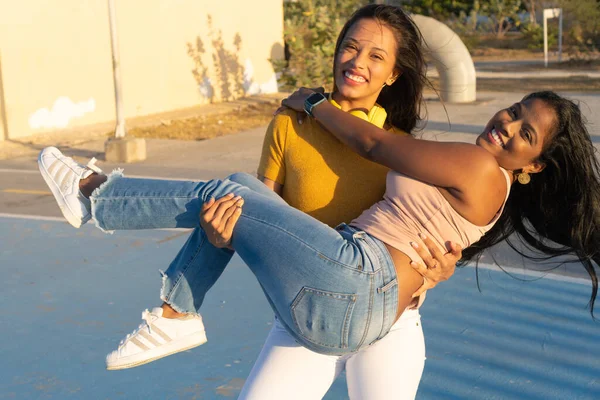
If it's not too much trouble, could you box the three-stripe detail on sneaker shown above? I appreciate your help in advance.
[123,319,173,351]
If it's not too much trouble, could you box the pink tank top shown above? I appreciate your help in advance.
[351,168,511,307]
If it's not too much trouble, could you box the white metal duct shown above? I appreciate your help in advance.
[412,14,476,103]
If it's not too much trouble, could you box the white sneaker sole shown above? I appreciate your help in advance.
[37,148,85,228]
[106,330,208,370]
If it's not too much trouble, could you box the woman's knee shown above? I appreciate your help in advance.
[226,172,257,185]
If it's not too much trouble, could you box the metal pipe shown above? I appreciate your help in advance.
[412,14,477,103]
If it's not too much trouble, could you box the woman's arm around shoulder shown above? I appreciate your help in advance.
[370,131,501,193]
[311,101,502,195]
[283,89,501,194]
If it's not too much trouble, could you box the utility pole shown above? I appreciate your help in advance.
[104,0,147,162]
[107,0,125,139]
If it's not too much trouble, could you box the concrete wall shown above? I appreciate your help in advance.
[0,0,284,140]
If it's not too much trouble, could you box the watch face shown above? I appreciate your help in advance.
[305,93,326,116]
[307,93,326,107]
[306,93,322,106]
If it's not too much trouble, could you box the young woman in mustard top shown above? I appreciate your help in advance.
[153,6,461,398]
[39,5,460,399]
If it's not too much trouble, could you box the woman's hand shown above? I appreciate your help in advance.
[275,87,325,124]
[409,233,462,298]
[199,193,244,249]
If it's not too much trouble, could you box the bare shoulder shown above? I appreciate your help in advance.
[444,147,509,225]
[474,147,506,184]
[465,147,508,204]
[453,144,507,197]
[464,145,501,174]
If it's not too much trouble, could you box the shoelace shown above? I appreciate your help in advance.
[85,158,103,174]
[118,309,156,349]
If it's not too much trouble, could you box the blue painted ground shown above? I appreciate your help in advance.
[1,217,598,399]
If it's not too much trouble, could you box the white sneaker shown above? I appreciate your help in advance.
[106,307,207,370]
[37,147,102,228]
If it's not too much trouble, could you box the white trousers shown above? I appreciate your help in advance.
[238,309,426,400]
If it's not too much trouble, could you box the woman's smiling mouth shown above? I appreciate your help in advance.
[343,70,367,84]
[487,127,505,148]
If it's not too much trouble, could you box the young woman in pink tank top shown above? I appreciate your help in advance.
[279,88,600,318]
[39,89,599,375]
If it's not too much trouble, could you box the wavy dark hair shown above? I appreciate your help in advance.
[460,91,600,316]
[333,4,427,134]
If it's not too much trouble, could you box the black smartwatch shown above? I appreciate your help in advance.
[303,92,327,117]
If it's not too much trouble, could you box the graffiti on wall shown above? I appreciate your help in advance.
[29,97,95,130]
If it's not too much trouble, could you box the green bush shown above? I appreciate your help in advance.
[446,12,481,53]
[558,0,600,48]
[566,24,598,63]
[271,0,370,92]
[522,22,557,50]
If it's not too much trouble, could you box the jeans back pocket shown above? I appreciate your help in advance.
[291,287,357,350]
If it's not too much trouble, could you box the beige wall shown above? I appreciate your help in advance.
[0,0,284,140]
[0,52,7,141]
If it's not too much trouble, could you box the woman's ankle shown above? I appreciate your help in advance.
[79,173,106,198]
[161,303,186,319]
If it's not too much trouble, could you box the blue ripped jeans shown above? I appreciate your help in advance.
[91,172,398,356]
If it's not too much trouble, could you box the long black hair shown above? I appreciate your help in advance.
[333,4,427,134]
[460,91,600,316]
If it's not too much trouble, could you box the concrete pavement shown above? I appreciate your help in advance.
[429,58,600,79]
[1,89,600,399]
[1,219,597,399]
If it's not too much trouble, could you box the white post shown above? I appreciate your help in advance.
[543,12,548,67]
[108,0,126,138]
[543,8,562,68]
[558,10,563,62]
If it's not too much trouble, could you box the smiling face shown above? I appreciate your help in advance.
[476,98,557,174]
[333,18,399,111]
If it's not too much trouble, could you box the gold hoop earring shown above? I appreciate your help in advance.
[517,172,531,185]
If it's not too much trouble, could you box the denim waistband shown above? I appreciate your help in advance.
[336,224,395,272]
[336,223,399,343]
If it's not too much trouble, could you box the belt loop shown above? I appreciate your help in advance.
[352,231,365,240]
[377,278,397,294]
[335,222,347,231]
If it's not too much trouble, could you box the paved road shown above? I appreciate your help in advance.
[2,217,596,399]
[1,91,599,399]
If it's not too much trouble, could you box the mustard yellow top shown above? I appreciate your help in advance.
[257,99,408,227]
